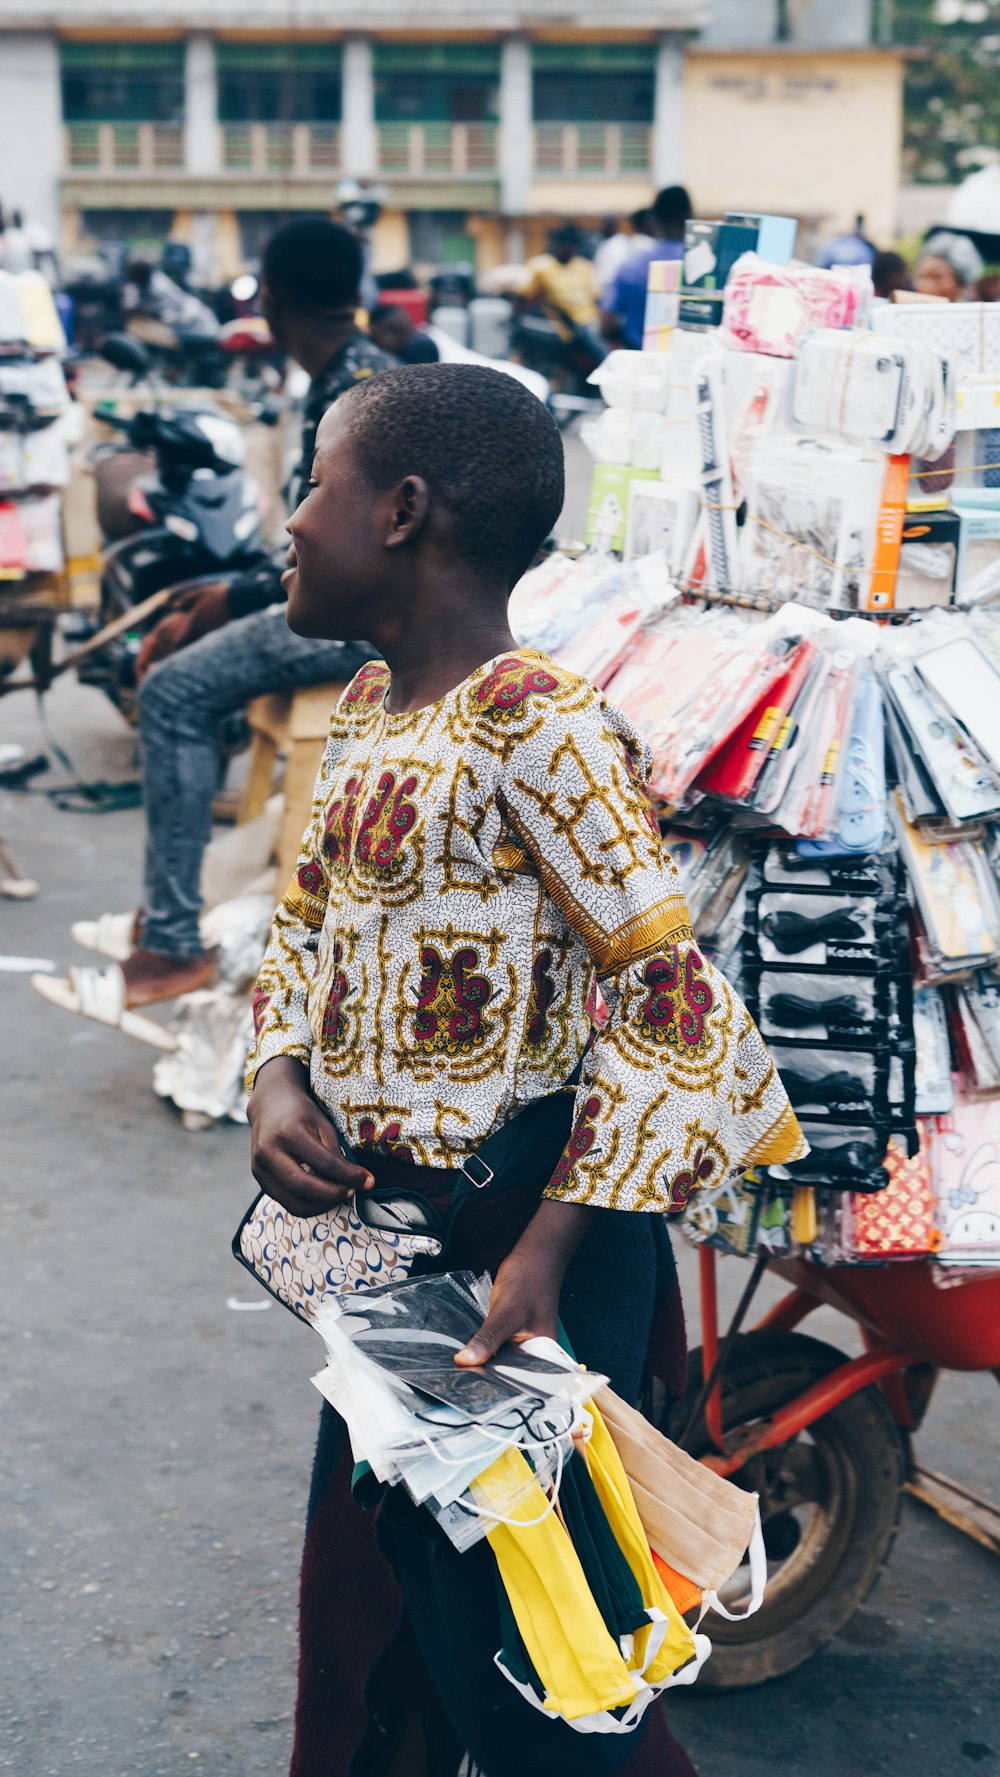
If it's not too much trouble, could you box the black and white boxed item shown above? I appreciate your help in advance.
[894,510,961,611]
[624,478,700,572]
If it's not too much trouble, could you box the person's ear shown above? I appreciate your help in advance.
[384,475,429,551]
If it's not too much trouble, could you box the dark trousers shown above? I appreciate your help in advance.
[288,1213,694,1777]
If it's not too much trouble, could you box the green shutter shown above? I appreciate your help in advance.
[373,43,500,76]
[216,42,342,72]
[60,41,185,71]
[531,43,654,72]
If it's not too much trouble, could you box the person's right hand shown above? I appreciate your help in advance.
[135,582,231,682]
[247,1056,374,1216]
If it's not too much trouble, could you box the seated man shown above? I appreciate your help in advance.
[246,361,805,1775]
[38,219,395,1026]
[524,225,605,366]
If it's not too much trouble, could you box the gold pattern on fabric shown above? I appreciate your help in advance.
[248,650,806,1198]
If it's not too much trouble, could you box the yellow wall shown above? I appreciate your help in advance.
[683,50,903,245]
[371,210,411,274]
[526,178,652,219]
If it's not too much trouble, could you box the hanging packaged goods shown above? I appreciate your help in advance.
[509,223,1000,1278]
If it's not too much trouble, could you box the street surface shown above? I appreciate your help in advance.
[2,442,998,1775]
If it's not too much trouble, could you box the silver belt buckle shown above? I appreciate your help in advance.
[461,1153,494,1189]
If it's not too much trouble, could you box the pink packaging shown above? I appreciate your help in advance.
[723,254,870,359]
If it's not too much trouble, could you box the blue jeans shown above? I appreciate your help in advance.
[138,605,371,958]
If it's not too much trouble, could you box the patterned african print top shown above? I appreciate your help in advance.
[248,650,806,1214]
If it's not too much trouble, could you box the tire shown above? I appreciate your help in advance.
[671,1329,905,1688]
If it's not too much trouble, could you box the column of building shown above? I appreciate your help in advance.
[0,33,63,243]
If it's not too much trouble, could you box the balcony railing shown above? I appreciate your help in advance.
[65,122,185,173]
[377,122,498,178]
[533,122,652,176]
[220,122,341,175]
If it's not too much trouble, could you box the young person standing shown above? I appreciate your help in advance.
[247,363,805,1775]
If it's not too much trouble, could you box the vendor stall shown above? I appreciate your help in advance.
[509,223,1000,1283]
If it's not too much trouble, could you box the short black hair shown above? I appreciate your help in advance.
[262,218,362,312]
[340,363,565,588]
[652,185,693,231]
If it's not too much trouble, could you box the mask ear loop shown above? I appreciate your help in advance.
[453,1432,567,1531]
[697,1504,767,1624]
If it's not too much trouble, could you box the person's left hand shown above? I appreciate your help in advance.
[453,1243,562,1367]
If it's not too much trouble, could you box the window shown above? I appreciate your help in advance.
[531,45,654,123]
[80,209,176,253]
[61,42,185,125]
[374,44,500,124]
[216,44,342,125]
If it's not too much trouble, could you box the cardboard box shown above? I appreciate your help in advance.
[586,464,660,554]
[642,258,681,354]
[725,212,798,265]
[679,219,758,332]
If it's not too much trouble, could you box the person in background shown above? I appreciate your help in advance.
[523,224,605,364]
[369,302,439,364]
[975,272,1000,303]
[125,256,219,341]
[913,231,984,302]
[601,184,693,350]
[818,213,877,271]
[592,210,653,294]
[872,249,911,301]
[40,219,393,1020]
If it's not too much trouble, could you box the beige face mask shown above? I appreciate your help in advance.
[593,1385,766,1614]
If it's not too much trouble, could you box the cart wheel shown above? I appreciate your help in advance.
[673,1329,905,1688]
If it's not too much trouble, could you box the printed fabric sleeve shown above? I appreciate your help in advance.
[244,726,342,1093]
[498,688,807,1213]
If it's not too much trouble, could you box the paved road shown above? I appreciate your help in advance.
[2,669,998,1777]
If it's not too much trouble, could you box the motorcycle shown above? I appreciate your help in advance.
[75,391,271,717]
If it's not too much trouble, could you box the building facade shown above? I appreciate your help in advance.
[0,0,902,280]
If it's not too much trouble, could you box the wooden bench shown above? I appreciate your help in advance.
[241,682,346,889]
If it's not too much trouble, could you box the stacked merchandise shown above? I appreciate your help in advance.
[508,206,1000,1273]
[309,1270,766,1721]
[0,271,71,667]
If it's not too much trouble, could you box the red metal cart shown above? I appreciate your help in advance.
[673,1248,1000,1686]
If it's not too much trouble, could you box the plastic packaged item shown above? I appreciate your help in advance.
[754,890,884,968]
[723,255,871,359]
[754,969,885,1044]
[587,350,671,416]
[768,1119,891,1191]
[892,792,1000,972]
[740,436,884,611]
[913,987,955,1114]
[770,1044,881,1121]
[757,843,896,898]
[929,1093,1000,1263]
[883,667,1000,824]
[844,1130,941,1259]
[624,478,699,572]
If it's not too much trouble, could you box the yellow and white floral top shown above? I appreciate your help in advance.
[248,650,805,1213]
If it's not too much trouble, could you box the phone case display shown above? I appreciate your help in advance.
[843,1133,941,1259]
[928,1095,1000,1264]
